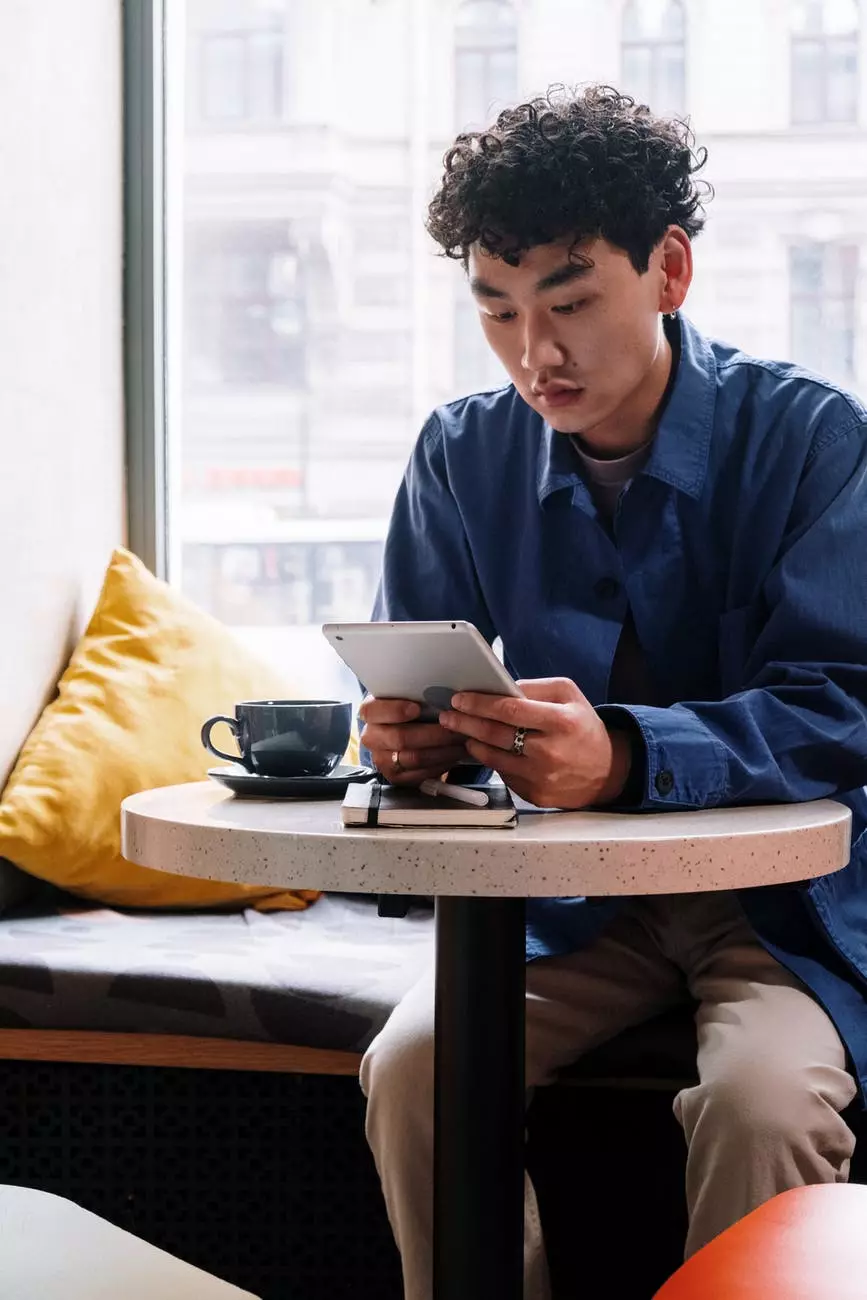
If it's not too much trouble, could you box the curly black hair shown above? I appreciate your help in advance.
[426,85,711,273]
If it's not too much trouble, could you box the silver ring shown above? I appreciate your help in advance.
[511,727,527,756]
[391,749,402,771]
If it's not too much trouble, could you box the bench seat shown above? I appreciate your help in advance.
[0,893,434,1050]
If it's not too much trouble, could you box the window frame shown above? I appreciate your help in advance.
[123,0,168,579]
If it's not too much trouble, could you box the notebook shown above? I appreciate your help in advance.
[341,782,518,829]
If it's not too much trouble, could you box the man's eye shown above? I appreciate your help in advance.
[553,300,589,315]
[485,310,517,323]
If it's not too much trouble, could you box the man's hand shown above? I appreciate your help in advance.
[359,696,469,785]
[438,677,634,809]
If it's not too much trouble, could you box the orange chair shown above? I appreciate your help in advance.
[654,1184,867,1299]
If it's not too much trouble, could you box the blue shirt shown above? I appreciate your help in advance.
[372,314,867,1101]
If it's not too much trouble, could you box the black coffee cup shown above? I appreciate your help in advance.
[201,700,352,778]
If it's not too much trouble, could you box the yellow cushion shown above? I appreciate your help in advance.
[0,547,358,911]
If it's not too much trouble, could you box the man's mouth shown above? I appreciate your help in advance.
[532,384,584,409]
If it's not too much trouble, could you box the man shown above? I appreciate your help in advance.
[358,86,867,1299]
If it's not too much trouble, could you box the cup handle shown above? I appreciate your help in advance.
[201,716,246,767]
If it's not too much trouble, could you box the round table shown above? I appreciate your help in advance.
[122,784,851,1300]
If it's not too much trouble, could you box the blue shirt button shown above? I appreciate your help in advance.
[594,577,621,600]
[655,770,675,796]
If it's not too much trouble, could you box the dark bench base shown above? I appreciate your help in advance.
[0,1060,399,1300]
[0,1012,863,1299]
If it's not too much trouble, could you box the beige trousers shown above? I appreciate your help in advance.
[360,892,857,1300]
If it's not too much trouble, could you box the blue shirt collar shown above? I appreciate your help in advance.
[536,314,717,505]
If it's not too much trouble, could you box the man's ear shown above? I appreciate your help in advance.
[659,226,692,314]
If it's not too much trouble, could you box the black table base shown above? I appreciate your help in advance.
[434,896,526,1299]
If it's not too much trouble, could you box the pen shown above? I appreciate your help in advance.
[419,779,490,808]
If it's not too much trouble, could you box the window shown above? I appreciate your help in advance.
[791,0,859,125]
[342,331,411,366]
[185,224,307,387]
[354,274,410,309]
[182,539,385,629]
[139,1,867,700]
[453,297,508,398]
[790,242,859,381]
[454,0,518,130]
[621,0,686,117]
[452,1,517,393]
[354,216,410,256]
[197,13,284,125]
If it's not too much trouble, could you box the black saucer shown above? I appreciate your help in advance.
[208,763,376,800]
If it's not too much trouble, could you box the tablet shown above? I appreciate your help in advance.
[321,620,522,718]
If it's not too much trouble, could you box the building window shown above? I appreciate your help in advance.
[185,224,307,387]
[790,242,858,381]
[791,0,859,124]
[199,24,284,124]
[181,540,384,630]
[621,0,686,116]
[454,0,518,130]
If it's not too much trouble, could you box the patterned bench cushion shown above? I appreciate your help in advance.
[0,894,434,1051]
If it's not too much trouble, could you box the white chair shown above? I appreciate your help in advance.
[0,1185,259,1299]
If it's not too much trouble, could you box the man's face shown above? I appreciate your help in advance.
[467,235,678,448]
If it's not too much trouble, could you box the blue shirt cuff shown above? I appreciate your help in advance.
[597,704,729,810]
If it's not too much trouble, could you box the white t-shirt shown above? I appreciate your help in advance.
[570,438,654,521]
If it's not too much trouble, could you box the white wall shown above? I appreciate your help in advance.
[0,0,124,787]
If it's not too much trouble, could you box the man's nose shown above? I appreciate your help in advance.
[521,321,566,373]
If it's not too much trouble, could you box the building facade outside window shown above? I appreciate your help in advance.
[185,224,306,388]
[791,0,859,125]
[621,0,686,118]
[452,0,516,397]
[790,241,859,382]
[454,0,518,130]
[157,0,867,700]
[198,20,284,124]
[453,296,508,398]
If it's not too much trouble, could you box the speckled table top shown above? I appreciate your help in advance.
[121,783,851,899]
